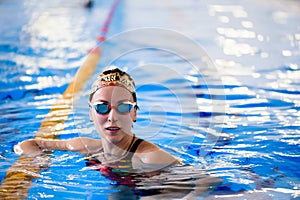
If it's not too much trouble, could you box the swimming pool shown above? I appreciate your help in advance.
[0,0,299,199]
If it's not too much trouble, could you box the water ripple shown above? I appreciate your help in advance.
[0,0,299,199]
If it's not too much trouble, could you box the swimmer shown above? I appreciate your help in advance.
[84,0,94,8]
[15,67,181,172]
[13,67,223,199]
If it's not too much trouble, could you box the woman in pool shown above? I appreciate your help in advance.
[15,67,181,172]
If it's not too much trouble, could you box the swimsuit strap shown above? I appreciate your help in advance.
[126,134,136,152]
[125,137,144,160]
[129,138,144,153]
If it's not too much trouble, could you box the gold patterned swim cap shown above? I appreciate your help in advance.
[89,67,136,102]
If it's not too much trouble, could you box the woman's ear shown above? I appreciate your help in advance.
[133,108,137,122]
[89,106,93,122]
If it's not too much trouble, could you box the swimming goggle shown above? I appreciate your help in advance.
[92,102,136,115]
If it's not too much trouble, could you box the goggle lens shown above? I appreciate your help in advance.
[93,102,135,115]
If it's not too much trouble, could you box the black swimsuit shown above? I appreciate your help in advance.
[85,136,144,185]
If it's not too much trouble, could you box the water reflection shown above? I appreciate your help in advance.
[0,0,300,199]
[209,5,248,18]
[217,28,256,39]
[272,11,289,24]
[217,37,258,56]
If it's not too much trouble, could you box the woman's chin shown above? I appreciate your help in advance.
[103,132,122,143]
[100,129,131,144]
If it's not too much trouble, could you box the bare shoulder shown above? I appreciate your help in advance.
[135,138,159,154]
[134,137,181,166]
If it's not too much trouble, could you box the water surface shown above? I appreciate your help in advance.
[0,0,299,199]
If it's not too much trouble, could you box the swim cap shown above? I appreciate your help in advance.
[89,67,136,102]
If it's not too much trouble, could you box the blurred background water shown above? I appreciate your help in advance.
[0,0,299,199]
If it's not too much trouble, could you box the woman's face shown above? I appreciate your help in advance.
[90,86,137,144]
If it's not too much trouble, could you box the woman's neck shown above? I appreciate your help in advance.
[101,134,135,161]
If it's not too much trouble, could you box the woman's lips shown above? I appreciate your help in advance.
[105,126,120,134]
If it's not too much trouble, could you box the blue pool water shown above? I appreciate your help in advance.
[1,0,300,199]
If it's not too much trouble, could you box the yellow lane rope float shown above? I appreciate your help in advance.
[0,0,120,199]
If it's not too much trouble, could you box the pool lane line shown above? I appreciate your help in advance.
[0,0,120,199]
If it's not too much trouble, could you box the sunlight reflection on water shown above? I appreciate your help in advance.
[0,0,299,199]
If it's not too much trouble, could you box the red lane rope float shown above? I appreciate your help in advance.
[96,0,119,44]
[0,0,120,199]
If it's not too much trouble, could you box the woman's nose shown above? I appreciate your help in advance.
[107,107,118,122]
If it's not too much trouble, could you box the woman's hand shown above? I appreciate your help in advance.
[14,139,43,157]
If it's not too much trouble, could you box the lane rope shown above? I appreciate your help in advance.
[0,0,120,199]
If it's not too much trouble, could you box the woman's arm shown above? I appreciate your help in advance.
[14,138,102,156]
